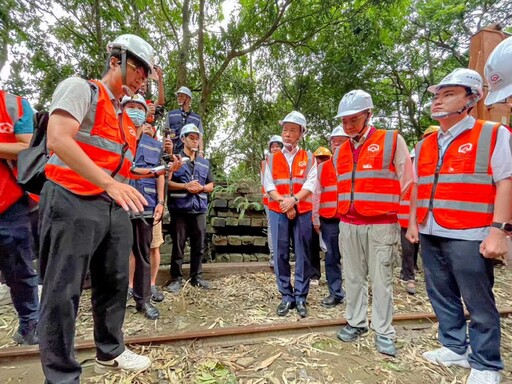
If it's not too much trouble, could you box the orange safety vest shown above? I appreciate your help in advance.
[0,91,26,214]
[267,149,313,214]
[318,159,338,219]
[45,80,137,196]
[415,120,499,229]
[398,184,412,228]
[334,129,400,216]
[261,159,269,206]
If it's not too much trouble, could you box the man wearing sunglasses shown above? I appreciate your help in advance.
[38,34,157,383]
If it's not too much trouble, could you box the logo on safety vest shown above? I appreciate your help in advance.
[458,143,472,154]
[298,161,307,167]
[368,144,380,152]
[0,122,14,134]
[129,128,136,136]
[362,164,372,169]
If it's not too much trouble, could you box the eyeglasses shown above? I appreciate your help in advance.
[126,61,149,79]
[342,113,367,126]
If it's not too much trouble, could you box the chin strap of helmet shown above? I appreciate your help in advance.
[352,112,370,142]
[431,96,478,119]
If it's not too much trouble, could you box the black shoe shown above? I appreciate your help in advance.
[321,295,343,308]
[136,302,160,320]
[296,301,308,318]
[164,280,182,294]
[276,301,294,316]
[151,285,164,302]
[190,278,211,289]
[127,287,133,301]
[13,322,38,345]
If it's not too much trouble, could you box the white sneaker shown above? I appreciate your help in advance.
[467,369,500,384]
[94,348,151,374]
[0,283,12,306]
[422,346,470,368]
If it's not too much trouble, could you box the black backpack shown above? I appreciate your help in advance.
[17,111,49,195]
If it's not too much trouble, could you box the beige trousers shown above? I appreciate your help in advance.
[339,222,399,337]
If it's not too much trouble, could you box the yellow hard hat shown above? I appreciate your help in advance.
[314,147,332,158]
[423,125,440,138]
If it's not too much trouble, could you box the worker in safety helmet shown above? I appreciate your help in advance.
[165,124,214,293]
[406,68,512,384]
[264,111,316,318]
[311,127,346,308]
[261,135,284,268]
[333,90,413,357]
[166,86,204,155]
[484,37,512,106]
[38,34,157,381]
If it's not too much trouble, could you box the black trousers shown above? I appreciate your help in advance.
[400,227,419,281]
[38,182,132,384]
[169,211,206,281]
[131,217,154,306]
[310,228,322,280]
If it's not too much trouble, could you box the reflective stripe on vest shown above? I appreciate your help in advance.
[416,120,498,229]
[45,80,137,195]
[267,149,313,214]
[398,184,412,228]
[318,160,337,218]
[131,134,162,213]
[335,129,400,216]
[0,91,25,214]
[168,156,210,212]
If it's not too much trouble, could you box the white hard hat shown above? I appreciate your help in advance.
[176,86,193,99]
[329,125,349,138]
[279,111,307,133]
[334,90,373,118]
[180,123,202,139]
[484,37,512,105]
[121,94,148,112]
[107,34,157,80]
[268,135,283,147]
[410,148,416,158]
[427,68,483,99]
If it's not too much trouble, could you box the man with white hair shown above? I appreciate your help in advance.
[264,111,316,318]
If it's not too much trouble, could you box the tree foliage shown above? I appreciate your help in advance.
[1,0,510,180]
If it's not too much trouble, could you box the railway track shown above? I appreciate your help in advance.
[1,307,511,360]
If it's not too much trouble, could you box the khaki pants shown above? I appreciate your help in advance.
[339,222,399,337]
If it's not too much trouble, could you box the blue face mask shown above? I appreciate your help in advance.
[126,108,146,127]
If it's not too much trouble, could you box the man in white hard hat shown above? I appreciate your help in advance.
[38,34,156,381]
[311,125,348,308]
[166,86,204,156]
[333,90,413,357]
[264,111,316,318]
[166,124,214,293]
[406,68,512,384]
[261,135,284,268]
[484,37,512,106]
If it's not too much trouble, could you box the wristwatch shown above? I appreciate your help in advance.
[292,195,299,204]
[490,222,512,232]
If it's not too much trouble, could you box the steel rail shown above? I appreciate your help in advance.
[1,307,511,360]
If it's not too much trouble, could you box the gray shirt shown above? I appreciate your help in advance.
[414,115,512,240]
[49,77,120,122]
